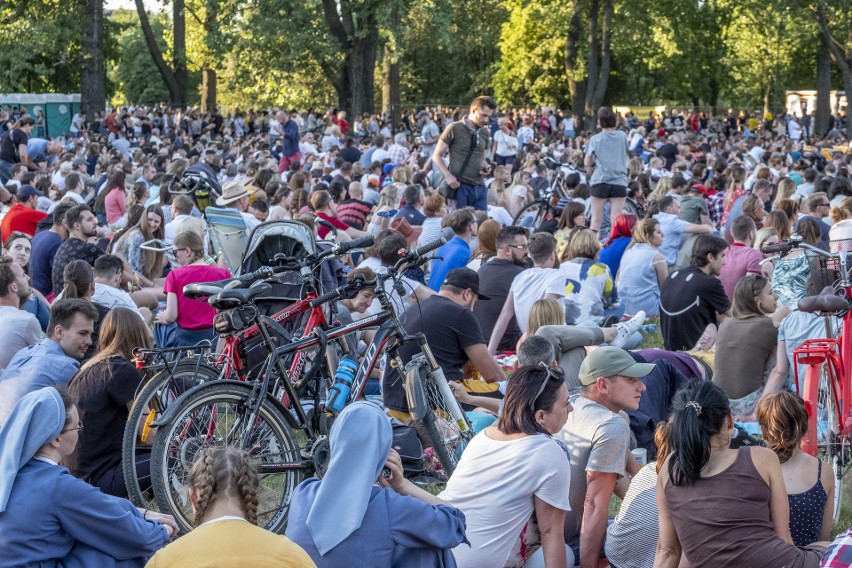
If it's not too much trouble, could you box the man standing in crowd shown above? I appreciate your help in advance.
[0,257,43,372]
[488,232,564,353]
[0,184,48,241]
[474,226,529,352]
[276,110,301,173]
[558,346,653,568]
[431,96,497,211]
[51,204,104,295]
[0,298,97,424]
[428,208,478,290]
[419,110,440,158]
[382,268,505,422]
[29,199,75,298]
[660,235,730,351]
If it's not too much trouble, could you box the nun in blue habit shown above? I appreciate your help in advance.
[286,401,468,567]
[0,387,172,568]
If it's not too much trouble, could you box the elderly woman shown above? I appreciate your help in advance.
[0,387,175,567]
[440,364,572,567]
[286,401,467,567]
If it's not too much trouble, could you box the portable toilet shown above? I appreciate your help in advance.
[0,93,80,137]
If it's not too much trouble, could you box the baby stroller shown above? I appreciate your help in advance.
[236,220,346,378]
[171,162,222,214]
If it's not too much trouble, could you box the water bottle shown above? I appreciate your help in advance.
[326,356,359,414]
[640,324,657,334]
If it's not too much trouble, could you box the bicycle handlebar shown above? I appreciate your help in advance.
[309,273,378,308]
[762,242,794,254]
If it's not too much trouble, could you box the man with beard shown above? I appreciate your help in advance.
[381,268,506,422]
[473,226,530,352]
[51,204,104,295]
[0,257,43,372]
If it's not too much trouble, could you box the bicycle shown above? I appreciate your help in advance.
[764,235,852,521]
[511,156,573,231]
[147,233,473,533]
[122,235,373,508]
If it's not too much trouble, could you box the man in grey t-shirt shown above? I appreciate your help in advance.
[555,346,654,568]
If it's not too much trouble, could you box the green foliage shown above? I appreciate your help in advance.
[0,0,86,93]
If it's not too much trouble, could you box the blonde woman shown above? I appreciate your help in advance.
[773,177,797,211]
[516,298,565,350]
[508,170,533,217]
[560,229,619,325]
[367,185,399,236]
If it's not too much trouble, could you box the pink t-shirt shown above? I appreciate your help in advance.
[164,264,232,330]
[719,243,763,300]
[104,186,127,225]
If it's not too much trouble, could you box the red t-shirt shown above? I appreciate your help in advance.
[315,211,350,240]
[1,203,48,242]
[163,264,232,330]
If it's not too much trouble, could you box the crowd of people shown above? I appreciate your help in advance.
[0,95,850,567]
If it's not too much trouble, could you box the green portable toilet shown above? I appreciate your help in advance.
[0,93,80,138]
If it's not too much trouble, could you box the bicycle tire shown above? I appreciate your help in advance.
[407,359,473,476]
[122,359,221,508]
[149,382,303,534]
[512,200,551,232]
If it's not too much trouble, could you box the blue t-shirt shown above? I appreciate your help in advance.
[598,236,632,278]
[29,230,63,296]
[427,237,472,291]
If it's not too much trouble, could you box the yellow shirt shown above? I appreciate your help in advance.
[145,519,316,568]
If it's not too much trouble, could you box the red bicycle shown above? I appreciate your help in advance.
[122,236,373,508]
[766,235,852,520]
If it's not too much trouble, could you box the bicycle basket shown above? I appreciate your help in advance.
[804,239,852,296]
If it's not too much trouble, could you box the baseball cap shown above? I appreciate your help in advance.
[417,110,431,119]
[17,184,44,199]
[382,163,397,175]
[72,158,86,167]
[578,347,655,386]
[443,268,490,300]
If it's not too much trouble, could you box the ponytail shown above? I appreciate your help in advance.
[668,382,730,486]
[62,260,93,299]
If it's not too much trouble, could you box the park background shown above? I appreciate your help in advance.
[0,0,850,126]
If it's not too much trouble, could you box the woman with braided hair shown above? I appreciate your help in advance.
[145,446,315,567]
[757,391,834,546]
[654,381,828,568]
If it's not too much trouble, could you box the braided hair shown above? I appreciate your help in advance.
[188,446,260,526]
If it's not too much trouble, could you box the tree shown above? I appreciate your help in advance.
[134,0,189,108]
[81,0,106,116]
[816,0,852,139]
[110,11,173,105]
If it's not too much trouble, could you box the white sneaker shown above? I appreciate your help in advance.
[611,311,646,348]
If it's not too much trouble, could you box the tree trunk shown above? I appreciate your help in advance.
[381,6,401,129]
[763,85,771,118]
[817,1,852,140]
[588,0,613,111]
[815,30,832,136]
[348,27,378,117]
[134,0,186,108]
[201,64,216,112]
[585,0,599,120]
[709,76,720,115]
[80,0,105,117]
[564,3,584,112]
[172,0,188,108]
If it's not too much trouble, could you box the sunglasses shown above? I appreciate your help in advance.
[530,362,561,412]
[62,421,84,433]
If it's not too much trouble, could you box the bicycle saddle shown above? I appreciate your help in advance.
[209,283,272,309]
[798,286,849,314]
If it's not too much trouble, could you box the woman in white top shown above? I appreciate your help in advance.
[492,118,519,168]
[440,364,573,568]
[508,170,534,217]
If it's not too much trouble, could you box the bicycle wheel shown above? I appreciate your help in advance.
[122,359,221,508]
[512,200,550,232]
[407,357,474,476]
[149,382,303,534]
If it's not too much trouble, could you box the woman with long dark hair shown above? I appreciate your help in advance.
[96,169,127,227]
[655,381,827,567]
[440,364,572,567]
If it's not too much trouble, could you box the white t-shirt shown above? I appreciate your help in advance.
[372,148,389,163]
[487,205,513,226]
[0,306,44,372]
[511,267,565,332]
[91,283,145,320]
[439,431,571,568]
[493,130,519,156]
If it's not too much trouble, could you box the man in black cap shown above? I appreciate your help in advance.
[382,267,507,422]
